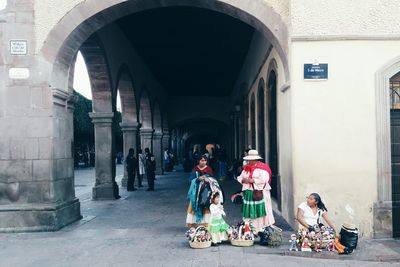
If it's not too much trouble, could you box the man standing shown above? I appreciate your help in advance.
[146,150,156,191]
[126,148,138,191]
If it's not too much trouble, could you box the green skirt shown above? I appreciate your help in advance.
[241,190,267,218]
[208,218,229,233]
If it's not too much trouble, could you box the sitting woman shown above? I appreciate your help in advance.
[296,193,339,236]
[186,155,214,227]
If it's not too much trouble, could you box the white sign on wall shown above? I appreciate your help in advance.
[10,40,28,55]
[9,68,30,79]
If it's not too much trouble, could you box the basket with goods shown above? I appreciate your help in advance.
[227,220,256,247]
[186,226,212,249]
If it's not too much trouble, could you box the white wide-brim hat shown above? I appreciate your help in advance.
[243,149,263,160]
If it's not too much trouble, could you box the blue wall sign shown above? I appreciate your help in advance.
[304,64,328,80]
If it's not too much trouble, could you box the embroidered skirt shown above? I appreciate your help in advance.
[241,190,267,219]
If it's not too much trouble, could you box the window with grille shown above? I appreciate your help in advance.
[390,81,400,110]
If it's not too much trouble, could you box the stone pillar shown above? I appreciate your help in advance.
[90,112,119,200]
[140,128,154,152]
[152,132,163,175]
[120,122,139,187]
[162,132,170,173]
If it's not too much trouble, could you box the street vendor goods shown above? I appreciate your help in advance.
[186,226,212,249]
[228,220,256,247]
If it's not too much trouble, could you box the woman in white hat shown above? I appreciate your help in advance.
[237,150,275,231]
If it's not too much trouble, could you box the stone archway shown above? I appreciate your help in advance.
[250,93,256,149]
[41,0,290,93]
[374,56,400,238]
[115,65,139,187]
[80,34,119,201]
[0,0,292,232]
[257,78,266,158]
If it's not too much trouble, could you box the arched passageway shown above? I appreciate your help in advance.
[0,0,293,233]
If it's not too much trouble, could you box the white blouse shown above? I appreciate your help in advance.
[209,204,226,219]
[298,202,325,227]
[237,169,271,191]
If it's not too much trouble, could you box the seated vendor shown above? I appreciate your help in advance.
[296,193,339,237]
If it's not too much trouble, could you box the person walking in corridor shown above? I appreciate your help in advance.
[126,148,138,191]
[237,149,275,232]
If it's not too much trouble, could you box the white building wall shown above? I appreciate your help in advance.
[291,0,400,37]
[291,40,400,237]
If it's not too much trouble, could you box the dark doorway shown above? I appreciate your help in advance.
[390,79,400,238]
[258,80,266,158]
[268,70,280,206]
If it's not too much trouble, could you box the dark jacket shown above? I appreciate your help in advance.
[126,154,138,173]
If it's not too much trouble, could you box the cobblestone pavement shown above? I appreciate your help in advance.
[0,166,399,267]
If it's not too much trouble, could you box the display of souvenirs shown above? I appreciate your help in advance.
[227,220,256,247]
[314,239,322,252]
[186,226,212,249]
[301,237,312,252]
[227,220,256,241]
[327,240,335,252]
[293,224,336,252]
[288,234,298,251]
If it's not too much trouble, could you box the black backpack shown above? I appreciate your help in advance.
[339,226,358,253]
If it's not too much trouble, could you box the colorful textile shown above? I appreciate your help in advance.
[186,165,214,225]
[243,162,272,184]
[241,190,267,219]
[209,218,229,233]
[186,202,210,227]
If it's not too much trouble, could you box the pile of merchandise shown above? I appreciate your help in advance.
[186,226,212,249]
[290,225,336,252]
[227,220,256,246]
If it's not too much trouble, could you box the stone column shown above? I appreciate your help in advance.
[162,132,170,173]
[140,128,154,152]
[152,132,163,175]
[90,112,119,200]
[120,122,139,187]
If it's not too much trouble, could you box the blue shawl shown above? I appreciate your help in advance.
[187,171,209,223]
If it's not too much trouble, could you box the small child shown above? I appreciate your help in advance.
[208,192,229,245]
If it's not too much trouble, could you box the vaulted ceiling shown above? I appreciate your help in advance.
[116,7,255,97]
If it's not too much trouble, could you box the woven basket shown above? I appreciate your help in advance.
[189,241,212,249]
[230,239,254,247]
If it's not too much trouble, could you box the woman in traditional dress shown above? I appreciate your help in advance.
[186,155,214,227]
[237,150,275,231]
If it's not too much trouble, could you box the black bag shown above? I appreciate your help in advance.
[259,225,283,247]
[198,185,212,209]
[340,226,358,253]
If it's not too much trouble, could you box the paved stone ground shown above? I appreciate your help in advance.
[0,165,399,267]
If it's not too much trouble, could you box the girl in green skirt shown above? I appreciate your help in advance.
[208,192,229,245]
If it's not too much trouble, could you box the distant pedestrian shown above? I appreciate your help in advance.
[146,153,156,191]
[138,149,146,188]
[126,148,138,191]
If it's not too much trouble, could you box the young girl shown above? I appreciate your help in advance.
[208,192,229,245]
